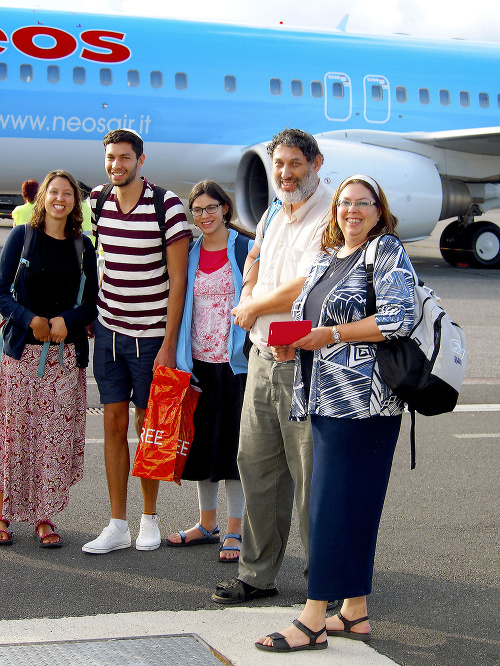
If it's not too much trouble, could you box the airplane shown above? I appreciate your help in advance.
[1,7,500,267]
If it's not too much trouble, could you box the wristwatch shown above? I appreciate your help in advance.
[331,326,341,344]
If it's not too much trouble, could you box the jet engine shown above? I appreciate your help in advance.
[235,138,499,267]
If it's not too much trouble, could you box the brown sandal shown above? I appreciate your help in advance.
[34,519,62,548]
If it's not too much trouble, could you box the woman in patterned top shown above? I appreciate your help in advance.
[169,180,254,562]
[256,175,415,652]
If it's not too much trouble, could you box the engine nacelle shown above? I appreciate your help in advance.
[235,139,472,242]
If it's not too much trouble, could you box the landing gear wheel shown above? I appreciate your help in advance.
[439,220,468,266]
[465,221,500,268]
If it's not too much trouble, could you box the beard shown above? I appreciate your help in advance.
[271,165,318,204]
[107,163,138,188]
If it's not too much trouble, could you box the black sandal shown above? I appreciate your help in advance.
[255,618,328,652]
[326,611,371,642]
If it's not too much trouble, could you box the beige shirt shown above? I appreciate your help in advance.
[250,179,334,349]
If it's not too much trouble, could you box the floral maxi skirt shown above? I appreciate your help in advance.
[0,344,86,524]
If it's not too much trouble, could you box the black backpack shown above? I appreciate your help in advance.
[93,183,168,275]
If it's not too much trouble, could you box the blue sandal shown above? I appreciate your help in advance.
[219,533,242,563]
[167,522,220,547]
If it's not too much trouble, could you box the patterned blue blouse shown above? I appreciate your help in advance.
[290,234,415,421]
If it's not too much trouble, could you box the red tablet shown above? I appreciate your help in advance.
[268,320,312,346]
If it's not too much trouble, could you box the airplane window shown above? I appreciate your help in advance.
[175,72,187,90]
[20,64,33,83]
[151,71,163,89]
[419,88,430,105]
[291,79,303,97]
[459,90,470,107]
[100,68,112,86]
[371,84,383,102]
[0,63,6,81]
[73,67,86,85]
[395,86,407,103]
[270,78,282,95]
[439,89,450,106]
[127,70,140,87]
[311,81,323,98]
[47,65,60,84]
[332,82,344,99]
[479,92,489,108]
[224,75,236,92]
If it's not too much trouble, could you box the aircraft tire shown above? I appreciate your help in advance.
[465,221,500,268]
[439,220,468,266]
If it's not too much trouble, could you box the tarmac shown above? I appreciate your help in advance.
[1,216,499,665]
[0,214,397,664]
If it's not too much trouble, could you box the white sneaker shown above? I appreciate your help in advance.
[136,514,161,551]
[82,524,131,554]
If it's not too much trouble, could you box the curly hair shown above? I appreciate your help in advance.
[267,128,324,165]
[29,170,83,239]
[188,180,255,239]
[321,175,398,253]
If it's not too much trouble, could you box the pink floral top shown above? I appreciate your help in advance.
[191,248,234,363]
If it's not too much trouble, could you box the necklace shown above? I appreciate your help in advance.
[329,242,367,278]
[329,248,342,277]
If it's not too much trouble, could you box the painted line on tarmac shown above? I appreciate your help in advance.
[462,378,500,384]
[453,404,500,411]
[452,433,500,438]
[85,405,500,417]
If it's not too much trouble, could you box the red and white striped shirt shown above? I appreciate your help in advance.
[90,178,191,338]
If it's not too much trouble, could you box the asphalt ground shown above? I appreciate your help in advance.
[0,216,498,666]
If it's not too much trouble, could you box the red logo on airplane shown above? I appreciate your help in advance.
[0,25,131,63]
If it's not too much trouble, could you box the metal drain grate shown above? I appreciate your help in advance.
[0,634,231,665]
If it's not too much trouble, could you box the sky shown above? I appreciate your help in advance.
[2,0,500,44]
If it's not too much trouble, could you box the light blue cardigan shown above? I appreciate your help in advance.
[176,229,252,377]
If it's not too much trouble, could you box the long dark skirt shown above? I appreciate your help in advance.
[181,359,246,482]
[307,414,402,601]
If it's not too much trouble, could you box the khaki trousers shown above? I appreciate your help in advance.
[236,345,313,590]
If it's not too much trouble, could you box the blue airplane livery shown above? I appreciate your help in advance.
[1,7,500,266]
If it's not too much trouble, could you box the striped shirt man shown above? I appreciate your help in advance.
[90,177,191,338]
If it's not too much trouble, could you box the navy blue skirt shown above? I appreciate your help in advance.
[307,414,402,600]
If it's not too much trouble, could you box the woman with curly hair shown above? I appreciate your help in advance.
[0,170,98,548]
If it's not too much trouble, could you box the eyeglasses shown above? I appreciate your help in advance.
[336,199,377,208]
[190,203,222,217]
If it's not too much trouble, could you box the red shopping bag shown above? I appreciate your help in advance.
[132,366,201,485]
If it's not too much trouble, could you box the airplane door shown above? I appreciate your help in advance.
[363,75,390,123]
[324,72,352,121]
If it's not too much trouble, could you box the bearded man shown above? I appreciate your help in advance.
[212,128,334,604]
